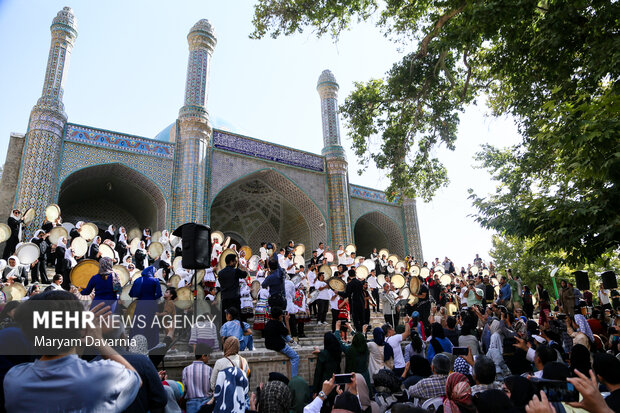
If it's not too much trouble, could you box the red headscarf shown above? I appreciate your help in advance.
[443,372,474,413]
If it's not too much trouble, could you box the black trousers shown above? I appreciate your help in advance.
[317,299,329,323]
[372,288,380,311]
[289,313,298,337]
[384,313,400,327]
[351,305,364,332]
[331,309,340,331]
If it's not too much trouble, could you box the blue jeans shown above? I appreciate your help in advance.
[240,334,254,350]
[186,397,208,413]
[280,344,299,376]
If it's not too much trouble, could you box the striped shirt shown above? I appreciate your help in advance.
[189,321,218,344]
[182,361,212,399]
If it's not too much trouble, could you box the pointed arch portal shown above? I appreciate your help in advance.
[209,169,327,259]
[58,163,167,230]
[354,211,406,258]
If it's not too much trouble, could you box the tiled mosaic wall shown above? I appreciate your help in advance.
[403,198,424,262]
[209,150,328,217]
[57,142,174,201]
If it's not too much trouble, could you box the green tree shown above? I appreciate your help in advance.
[251,0,619,261]
[490,233,620,300]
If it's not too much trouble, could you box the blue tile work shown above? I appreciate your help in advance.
[209,150,328,217]
[65,124,175,159]
[57,141,174,200]
[213,130,325,172]
[350,185,400,204]
[350,197,405,235]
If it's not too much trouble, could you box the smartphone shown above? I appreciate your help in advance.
[334,374,353,385]
[557,314,567,321]
[452,347,469,356]
[531,379,579,403]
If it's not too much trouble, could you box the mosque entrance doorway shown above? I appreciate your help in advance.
[58,163,166,231]
[209,169,327,260]
[353,211,406,259]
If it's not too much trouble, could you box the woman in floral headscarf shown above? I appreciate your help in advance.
[443,372,475,413]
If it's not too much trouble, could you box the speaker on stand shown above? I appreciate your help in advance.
[572,270,590,291]
[601,271,618,290]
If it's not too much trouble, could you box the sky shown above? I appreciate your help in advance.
[0,0,522,268]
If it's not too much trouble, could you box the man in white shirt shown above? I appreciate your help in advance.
[316,243,325,261]
[384,315,411,376]
[329,289,340,332]
[599,284,612,310]
[285,278,300,343]
[315,272,331,324]
[277,248,286,270]
[337,245,346,265]
[367,270,380,311]
[259,242,268,262]
[285,251,297,277]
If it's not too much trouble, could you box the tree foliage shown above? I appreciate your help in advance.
[490,233,620,297]
[251,0,619,262]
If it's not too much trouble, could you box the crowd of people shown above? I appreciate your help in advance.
[0,210,619,413]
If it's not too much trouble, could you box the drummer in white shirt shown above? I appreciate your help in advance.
[284,251,298,278]
[277,248,287,270]
[259,242,268,262]
[336,245,347,265]
[344,251,355,267]
[367,269,380,312]
[316,242,326,261]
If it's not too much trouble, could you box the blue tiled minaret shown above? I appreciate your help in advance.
[172,19,216,228]
[15,7,77,233]
[317,70,352,247]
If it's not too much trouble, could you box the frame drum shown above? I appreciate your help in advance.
[148,242,164,259]
[399,287,410,300]
[23,208,35,225]
[446,302,459,315]
[16,242,40,265]
[169,233,181,248]
[328,277,346,292]
[420,267,430,278]
[80,223,99,241]
[175,287,193,310]
[222,236,231,249]
[434,265,444,274]
[240,245,252,259]
[120,284,133,307]
[395,261,406,274]
[70,237,88,258]
[49,226,68,245]
[172,256,183,272]
[113,265,130,286]
[481,268,490,277]
[409,276,421,295]
[362,259,375,272]
[168,274,181,288]
[378,249,390,259]
[409,265,421,277]
[191,269,205,288]
[128,228,142,241]
[294,255,305,268]
[345,244,356,256]
[45,204,60,222]
[250,280,261,299]
[0,223,10,243]
[439,273,453,286]
[470,265,479,275]
[248,255,260,271]
[129,238,141,255]
[294,243,305,257]
[319,264,332,279]
[7,282,27,301]
[355,265,369,280]
[211,230,225,245]
[377,274,386,287]
[391,274,405,289]
[70,259,100,291]
[324,251,334,263]
[490,277,499,287]
[98,244,115,259]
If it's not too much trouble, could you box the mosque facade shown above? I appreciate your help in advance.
[0,7,423,261]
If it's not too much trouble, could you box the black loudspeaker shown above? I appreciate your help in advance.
[572,270,589,291]
[172,223,211,269]
[602,271,618,290]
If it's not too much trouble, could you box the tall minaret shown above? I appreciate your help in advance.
[172,19,216,228]
[15,7,77,233]
[317,70,353,247]
[403,197,424,262]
